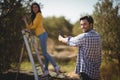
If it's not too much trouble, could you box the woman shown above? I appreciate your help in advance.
[22,2,60,77]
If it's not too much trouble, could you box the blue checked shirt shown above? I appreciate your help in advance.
[67,30,102,79]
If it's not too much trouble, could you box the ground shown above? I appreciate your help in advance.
[0,70,80,80]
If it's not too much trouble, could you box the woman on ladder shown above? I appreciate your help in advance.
[22,2,60,77]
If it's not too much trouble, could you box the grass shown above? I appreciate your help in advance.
[10,48,120,80]
[20,61,33,71]
[17,57,120,80]
[58,60,76,72]
[18,59,76,73]
[100,56,120,80]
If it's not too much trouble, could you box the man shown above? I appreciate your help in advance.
[58,16,102,80]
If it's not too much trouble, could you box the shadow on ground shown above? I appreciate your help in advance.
[0,71,80,80]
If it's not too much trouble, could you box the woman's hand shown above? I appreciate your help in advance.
[22,16,28,26]
[22,16,27,22]
[25,29,30,31]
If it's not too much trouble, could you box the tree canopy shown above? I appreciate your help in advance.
[0,0,33,72]
[93,0,120,64]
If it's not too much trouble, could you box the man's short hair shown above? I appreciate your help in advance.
[80,16,94,24]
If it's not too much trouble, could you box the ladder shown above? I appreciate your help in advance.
[18,29,44,80]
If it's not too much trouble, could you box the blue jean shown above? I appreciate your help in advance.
[38,32,57,70]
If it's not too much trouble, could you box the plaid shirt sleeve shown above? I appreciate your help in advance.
[67,33,85,47]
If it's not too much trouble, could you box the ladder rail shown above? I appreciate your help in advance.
[21,30,39,80]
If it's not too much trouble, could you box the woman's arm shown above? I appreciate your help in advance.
[22,16,29,27]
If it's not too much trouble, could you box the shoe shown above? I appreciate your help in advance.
[42,70,49,77]
[55,66,60,75]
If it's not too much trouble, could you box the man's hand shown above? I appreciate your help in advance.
[58,35,63,42]
[58,35,68,43]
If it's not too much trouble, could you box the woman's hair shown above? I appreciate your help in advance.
[31,2,42,22]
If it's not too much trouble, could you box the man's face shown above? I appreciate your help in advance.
[80,19,92,32]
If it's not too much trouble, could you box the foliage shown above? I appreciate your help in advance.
[0,0,32,72]
[101,52,120,80]
[93,0,120,65]
[43,16,73,40]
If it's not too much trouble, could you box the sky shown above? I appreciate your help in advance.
[34,0,99,23]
